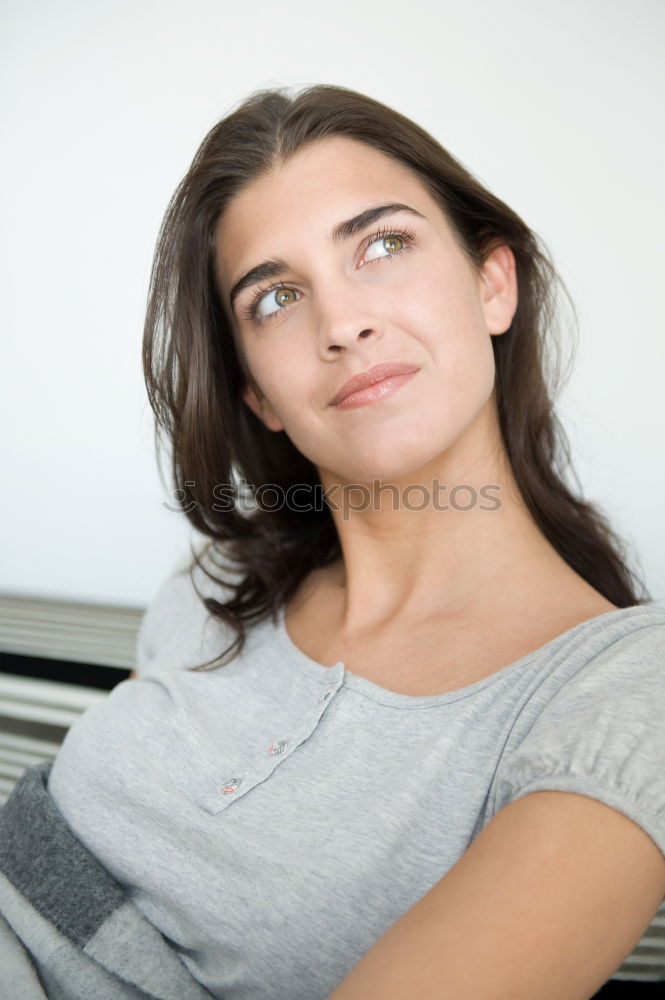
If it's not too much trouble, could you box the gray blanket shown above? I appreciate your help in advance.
[0,759,216,999]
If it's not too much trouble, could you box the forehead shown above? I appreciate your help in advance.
[215,136,444,292]
[224,136,429,222]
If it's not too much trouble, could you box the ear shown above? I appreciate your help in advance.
[479,244,518,336]
[241,383,285,433]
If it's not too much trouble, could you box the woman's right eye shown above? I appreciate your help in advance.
[243,284,299,324]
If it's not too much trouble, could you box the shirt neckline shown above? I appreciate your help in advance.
[272,602,665,709]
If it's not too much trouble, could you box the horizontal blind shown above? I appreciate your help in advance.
[614,901,665,980]
[0,673,109,727]
[0,594,145,802]
[0,594,144,670]
[0,727,65,804]
[0,674,109,804]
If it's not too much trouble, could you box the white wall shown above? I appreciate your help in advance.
[1,0,663,606]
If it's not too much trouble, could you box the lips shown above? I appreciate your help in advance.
[329,362,420,406]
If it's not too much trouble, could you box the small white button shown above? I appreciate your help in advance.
[221,777,242,794]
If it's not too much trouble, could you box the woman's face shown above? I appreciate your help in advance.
[215,136,517,486]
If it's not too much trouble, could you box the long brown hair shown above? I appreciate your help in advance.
[142,83,651,671]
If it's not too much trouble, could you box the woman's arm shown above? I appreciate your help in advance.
[327,790,665,1000]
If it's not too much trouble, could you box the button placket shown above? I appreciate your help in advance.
[201,672,344,816]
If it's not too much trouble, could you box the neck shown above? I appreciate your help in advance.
[316,419,584,633]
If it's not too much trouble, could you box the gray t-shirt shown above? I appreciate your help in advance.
[47,556,665,999]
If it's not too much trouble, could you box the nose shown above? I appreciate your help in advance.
[314,275,384,358]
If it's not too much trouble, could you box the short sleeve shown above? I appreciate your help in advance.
[491,620,665,857]
[133,544,240,676]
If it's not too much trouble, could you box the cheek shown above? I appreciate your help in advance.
[393,269,490,365]
[389,257,475,329]
[394,271,496,412]
[246,355,314,431]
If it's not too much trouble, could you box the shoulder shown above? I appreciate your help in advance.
[490,602,665,844]
[533,601,665,686]
[574,602,665,676]
[133,541,244,675]
[517,602,665,729]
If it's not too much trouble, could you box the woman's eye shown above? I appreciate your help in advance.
[254,286,299,320]
[363,234,405,263]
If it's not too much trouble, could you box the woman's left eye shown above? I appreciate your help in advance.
[363,232,408,263]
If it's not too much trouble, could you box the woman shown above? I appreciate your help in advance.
[48,85,665,999]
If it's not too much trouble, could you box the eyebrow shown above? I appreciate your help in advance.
[228,202,426,315]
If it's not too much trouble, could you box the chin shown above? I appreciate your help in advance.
[333,450,440,489]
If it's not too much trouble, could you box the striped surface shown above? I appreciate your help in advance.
[0,593,142,804]
[0,594,144,670]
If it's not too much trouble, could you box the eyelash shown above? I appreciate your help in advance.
[240,226,417,324]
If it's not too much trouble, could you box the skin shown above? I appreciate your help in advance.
[214,136,614,641]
